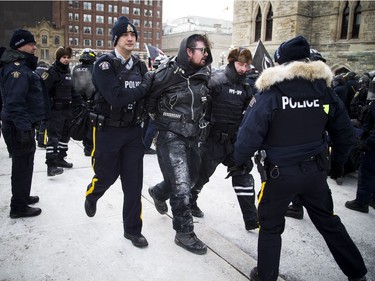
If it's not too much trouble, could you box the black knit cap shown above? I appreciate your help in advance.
[9,28,36,50]
[274,35,310,65]
[112,16,138,46]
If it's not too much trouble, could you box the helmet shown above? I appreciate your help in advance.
[79,48,96,63]
[310,49,326,62]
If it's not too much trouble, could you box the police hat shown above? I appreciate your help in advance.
[112,16,138,46]
[274,35,310,65]
[9,28,36,50]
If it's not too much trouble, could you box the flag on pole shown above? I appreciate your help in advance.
[252,40,274,72]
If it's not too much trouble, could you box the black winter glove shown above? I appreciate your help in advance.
[139,71,154,94]
[225,161,253,179]
[329,161,344,180]
[17,130,34,150]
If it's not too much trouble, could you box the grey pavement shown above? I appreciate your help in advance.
[0,137,373,281]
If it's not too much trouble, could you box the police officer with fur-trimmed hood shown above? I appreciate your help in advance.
[190,47,258,231]
[234,35,367,281]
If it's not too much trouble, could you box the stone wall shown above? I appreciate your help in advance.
[233,0,375,74]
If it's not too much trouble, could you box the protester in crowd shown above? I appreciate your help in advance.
[146,33,212,255]
[0,28,50,218]
[190,47,258,231]
[234,35,367,281]
[83,16,152,248]
[72,48,97,156]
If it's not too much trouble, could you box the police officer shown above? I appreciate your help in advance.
[72,48,96,156]
[345,77,375,213]
[83,16,151,248]
[234,36,367,281]
[190,47,258,231]
[43,46,81,176]
[146,34,212,255]
[0,29,50,218]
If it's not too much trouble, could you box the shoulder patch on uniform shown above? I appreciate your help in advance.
[99,61,111,70]
[249,96,256,108]
[41,72,49,80]
[11,71,21,78]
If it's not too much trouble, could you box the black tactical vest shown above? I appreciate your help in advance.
[264,89,328,147]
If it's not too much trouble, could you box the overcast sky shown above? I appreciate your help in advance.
[162,0,234,23]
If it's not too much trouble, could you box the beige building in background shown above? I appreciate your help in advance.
[232,0,375,74]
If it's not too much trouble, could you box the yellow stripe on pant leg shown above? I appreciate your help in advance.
[86,178,98,196]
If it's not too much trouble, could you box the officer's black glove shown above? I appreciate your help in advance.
[329,161,344,180]
[17,130,34,150]
[225,161,253,179]
[139,71,154,94]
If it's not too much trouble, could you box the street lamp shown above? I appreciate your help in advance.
[220,52,225,67]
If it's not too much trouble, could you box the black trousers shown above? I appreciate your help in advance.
[86,125,144,235]
[2,121,36,210]
[257,159,367,281]
[356,149,375,205]
[192,137,257,222]
[151,130,200,234]
[45,108,72,165]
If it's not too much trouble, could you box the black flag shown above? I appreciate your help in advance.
[252,40,274,72]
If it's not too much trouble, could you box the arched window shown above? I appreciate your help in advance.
[351,1,361,38]
[255,7,262,41]
[340,1,349,39]
[265,5,273,41]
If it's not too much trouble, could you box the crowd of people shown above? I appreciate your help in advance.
[0,17,373,281]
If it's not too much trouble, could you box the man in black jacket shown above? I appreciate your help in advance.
[234,36,367,281]
[190,47,258,231]
[0,29,50,218]
[147,34,212,255]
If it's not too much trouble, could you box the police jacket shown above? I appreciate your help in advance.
[234,60,356,166]
[208,63,252,134]
[92,52,147,126]
[361,101,375,150]
[0,49,50,132]
[44,60,75,103]
[72,62,95,101]
[145,36,212,138]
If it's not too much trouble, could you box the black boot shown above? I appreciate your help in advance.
[27,196,39,205]
[56,159,73,168]
[345,200,369,213]
[148,186,168,214]
[174,232,207,255]
[245,219,259,230]
[191,202,204,218]
[47,165,64,177]
[250,267,262,281]
[285,205,304,219]
[10,206,42,219]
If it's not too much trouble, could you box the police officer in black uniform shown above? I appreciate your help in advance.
[83,16,151,248]
[190,47,258,231]
[43,46,81,176]
[345,77,375,213]
[234,36,367,281]
[72,48,96,156]
[0,29,50,218]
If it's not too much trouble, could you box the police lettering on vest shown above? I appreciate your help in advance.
[282,97,320,109]
[124,80,141,88]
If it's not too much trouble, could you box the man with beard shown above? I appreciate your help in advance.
[147,34,212,255]
[190,47,258,231]
[0,29,50,218]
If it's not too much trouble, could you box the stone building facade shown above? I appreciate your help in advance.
[232,0,375,74]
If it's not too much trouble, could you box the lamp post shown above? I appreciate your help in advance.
[220,52,225,67]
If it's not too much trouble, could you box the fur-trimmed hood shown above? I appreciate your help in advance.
[256,60,333,92]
